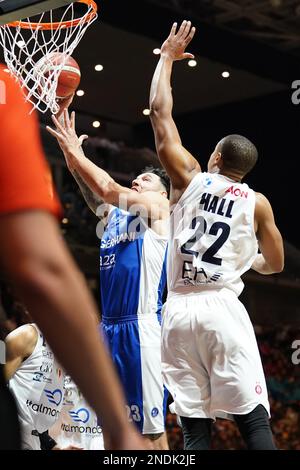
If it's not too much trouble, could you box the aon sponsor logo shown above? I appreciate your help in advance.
[225,185,248,198]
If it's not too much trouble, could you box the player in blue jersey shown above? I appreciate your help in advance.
[47,109,170,449]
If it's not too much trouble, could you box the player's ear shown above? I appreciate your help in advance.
[215,152,223,169]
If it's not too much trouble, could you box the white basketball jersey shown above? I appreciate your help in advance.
[9,324,65,437]
[50,375,104,450]
[168,172,258,297]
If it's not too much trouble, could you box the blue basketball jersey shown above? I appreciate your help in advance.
[100,208,168,321]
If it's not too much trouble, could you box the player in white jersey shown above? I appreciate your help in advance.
[4,323,68,450]
[149,21,284,450]
[50,375,104,450]
[47,109,170,449]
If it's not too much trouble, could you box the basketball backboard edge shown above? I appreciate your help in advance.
[0,0,74,25]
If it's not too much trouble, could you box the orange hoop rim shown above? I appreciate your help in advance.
[6,0,98,30]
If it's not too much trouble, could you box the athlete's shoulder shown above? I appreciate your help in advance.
[254,192,274,219]
[255,192,272,208]
[171,170,204,205]
[5,324,38,359]
[255,191,268,200]
[6,323,37,342]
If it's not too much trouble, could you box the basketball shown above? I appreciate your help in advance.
[52,54,81,99]
[35,52,81,99]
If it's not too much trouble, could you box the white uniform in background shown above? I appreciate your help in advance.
[163,172,270,421]
[50,375,104,450]
[9,324,64,449]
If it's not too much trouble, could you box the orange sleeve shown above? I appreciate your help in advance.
[0,66,62,218]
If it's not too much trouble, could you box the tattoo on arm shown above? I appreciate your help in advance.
[72,170,102,215]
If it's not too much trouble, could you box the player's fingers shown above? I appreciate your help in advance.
[51,115,68,135]
[169,22,177,38]
[184,26,196,44]
[79,134,89,145]
[56,111,65,127]
[177,20,188,38]
[64,109,71,129]
[182,20,192,39]
[182,53,195,60]
[71,111,76,129]
[46,125,63,140]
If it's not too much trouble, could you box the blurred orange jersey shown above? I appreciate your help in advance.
[0,65,62,218]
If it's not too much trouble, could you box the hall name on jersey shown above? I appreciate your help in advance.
[199,191,239,218]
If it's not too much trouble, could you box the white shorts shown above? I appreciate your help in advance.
[162,289,270,421]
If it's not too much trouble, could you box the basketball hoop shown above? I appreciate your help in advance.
[7,1,98,30]
[0,1,98,114]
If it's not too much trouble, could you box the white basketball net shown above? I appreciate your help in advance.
[0,3,97,114]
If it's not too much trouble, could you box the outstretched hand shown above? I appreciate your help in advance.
[160,20,196,61]
[46,110,88,167]
[56,93,75,120]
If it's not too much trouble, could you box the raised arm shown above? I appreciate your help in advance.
[47,112,168,220]
[72,170,103,215]
[252,193,284,274]
[149,21,201,196]
[52,99,105,216]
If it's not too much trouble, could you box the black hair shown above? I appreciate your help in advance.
[142,165,170,198]
[219,134,258,175]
